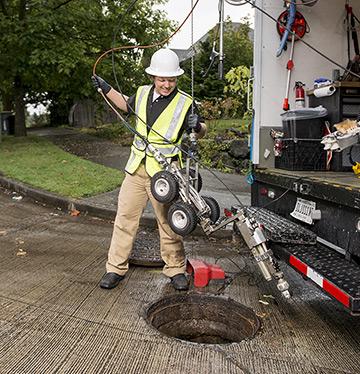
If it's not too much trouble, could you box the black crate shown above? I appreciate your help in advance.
[275,139,327,171]
[282,117,326,139]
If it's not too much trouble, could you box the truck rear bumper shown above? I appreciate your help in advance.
[252,168,360,258]
[273,243,360,315]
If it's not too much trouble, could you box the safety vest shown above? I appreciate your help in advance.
[125,85,193,177]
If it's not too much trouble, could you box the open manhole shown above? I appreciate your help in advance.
[146,294,260,344]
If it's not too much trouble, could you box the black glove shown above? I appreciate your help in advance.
[187,114,202,134]
[91,75,112,94]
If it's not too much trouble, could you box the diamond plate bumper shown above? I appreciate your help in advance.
[273,243,360,314]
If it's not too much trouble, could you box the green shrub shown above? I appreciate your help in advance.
[199,96,246,120]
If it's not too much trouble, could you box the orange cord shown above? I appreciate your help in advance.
[92,0,201,76]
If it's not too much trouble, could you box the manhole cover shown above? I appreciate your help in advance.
[129,234,164,267]
[146,294,260,344]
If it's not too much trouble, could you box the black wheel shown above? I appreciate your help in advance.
[179,168,202,192]
[168,202,197,236]
[151,171,179,204]
[202,196,220,223]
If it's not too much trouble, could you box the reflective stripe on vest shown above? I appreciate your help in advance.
[125,85,193,176]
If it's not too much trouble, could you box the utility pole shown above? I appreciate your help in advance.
[218,0,225,80]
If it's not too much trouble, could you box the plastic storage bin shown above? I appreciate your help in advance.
[281,106,328,139]
[275,138,327,171]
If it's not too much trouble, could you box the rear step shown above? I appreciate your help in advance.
[273,243,360,315]
[233,206,317,245]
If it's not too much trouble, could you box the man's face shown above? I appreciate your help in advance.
[153,76,177,96]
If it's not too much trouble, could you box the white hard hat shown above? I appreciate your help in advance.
[145,48,184,77]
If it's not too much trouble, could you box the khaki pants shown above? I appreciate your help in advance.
[106,165,185,278]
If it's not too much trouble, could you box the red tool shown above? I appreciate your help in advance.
[187,259,225,287]
[283,33,296,111]
[277,6,307,110]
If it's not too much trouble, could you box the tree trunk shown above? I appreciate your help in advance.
[14,76,27,137]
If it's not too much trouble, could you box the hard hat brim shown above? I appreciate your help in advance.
[145,67,184,77]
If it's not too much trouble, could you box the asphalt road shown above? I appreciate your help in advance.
[0,189,359,374]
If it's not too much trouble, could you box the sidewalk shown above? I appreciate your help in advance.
[0,127,251,237]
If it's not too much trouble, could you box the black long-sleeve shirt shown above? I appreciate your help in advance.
[126,85,202,142]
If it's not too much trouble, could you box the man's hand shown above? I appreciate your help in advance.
[91,75,112,95]
[187,114,202,133]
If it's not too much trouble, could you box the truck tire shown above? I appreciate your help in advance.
[180,168,202,192]
[202,196,220,223]
[151,171,179,204]
[168,202,197,236]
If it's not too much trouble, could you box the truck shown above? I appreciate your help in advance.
[249,0,360,314]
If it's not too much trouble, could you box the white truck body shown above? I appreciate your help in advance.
[253,0,360,165]
[250,0,360,314]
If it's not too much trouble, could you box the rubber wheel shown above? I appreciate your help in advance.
[151,171,179,204]
[179,168,202,192]
[202,195,220,223]
[168,202,197,236]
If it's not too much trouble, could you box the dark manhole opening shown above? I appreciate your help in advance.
[146,294,260,344]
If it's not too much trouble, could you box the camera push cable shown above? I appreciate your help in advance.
[93,0,248,211]
[93,1,296,298]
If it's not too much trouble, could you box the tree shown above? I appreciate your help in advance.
[0,0,173,136]
[179,17,253,101]
[224,65,251,116]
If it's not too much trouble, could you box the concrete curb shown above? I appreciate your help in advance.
[0,175,233,239]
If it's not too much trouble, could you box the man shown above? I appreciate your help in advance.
[92,48,206,291]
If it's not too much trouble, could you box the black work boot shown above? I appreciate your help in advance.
[170,274,189,291]
[100,272,124,289]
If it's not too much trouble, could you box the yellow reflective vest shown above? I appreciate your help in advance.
[125,85,193,177]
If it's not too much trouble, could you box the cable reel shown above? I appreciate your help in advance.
[277,10,308,41]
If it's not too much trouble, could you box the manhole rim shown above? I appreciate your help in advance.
[143,292,261,346]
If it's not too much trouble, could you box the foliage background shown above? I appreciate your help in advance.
[0,0,174,135]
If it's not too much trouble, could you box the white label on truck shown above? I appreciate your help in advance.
[290,198,316,225]
[307,267,324,287]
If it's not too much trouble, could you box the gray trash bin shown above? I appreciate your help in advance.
[280,106,328,139]
[0,112,15,141]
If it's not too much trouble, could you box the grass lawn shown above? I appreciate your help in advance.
[0,136,124,198]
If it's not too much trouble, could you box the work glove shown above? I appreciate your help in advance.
[91,75,112,95]
[187,113,202,134]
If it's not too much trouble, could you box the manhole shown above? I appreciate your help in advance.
[146,294,260,344]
